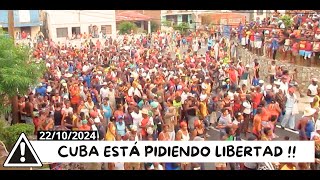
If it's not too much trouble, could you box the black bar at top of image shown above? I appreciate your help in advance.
[37,131,98,141]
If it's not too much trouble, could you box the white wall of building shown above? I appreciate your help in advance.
[46,10,116,42]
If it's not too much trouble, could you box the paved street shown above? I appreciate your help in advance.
[189,46,305,170]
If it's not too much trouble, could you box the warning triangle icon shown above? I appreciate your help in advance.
[3,133,42,167]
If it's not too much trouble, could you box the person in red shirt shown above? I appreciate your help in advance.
[249,30,255,52]
[140,109,151,140]
[76,61,82,71]
[304,40,313,60]
[169,77,175,88]
[228,67,238,86]
[251,86,263,116]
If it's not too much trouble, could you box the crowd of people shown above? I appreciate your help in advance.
[234,10,320,65]
[14,12,320,170]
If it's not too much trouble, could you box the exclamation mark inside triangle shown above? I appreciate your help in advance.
[3,132,42,167]
[20,142,26,162]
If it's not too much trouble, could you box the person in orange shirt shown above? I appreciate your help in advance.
[267,99,281,120]
[154,76,163,86]
[293,27,301,39]
[69,83,81,111]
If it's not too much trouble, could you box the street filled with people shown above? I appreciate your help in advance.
[235,10,320,65]
[14,11,320,170]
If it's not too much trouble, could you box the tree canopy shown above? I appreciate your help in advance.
[118,21,138,35]
[174,22,190,35]
[280,15,293,29]
[0,29,45,113]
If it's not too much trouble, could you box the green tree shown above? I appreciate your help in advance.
[0,120,34,150]
[280,15,293,29]
[173,22,190,35]
[161,20,172,27]
[0,29,45,123]
[151,21,159,32]
[118,21,138,34]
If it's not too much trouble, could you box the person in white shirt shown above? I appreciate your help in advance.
[192,41,199,52]
[214,42,219,60]
[315,119,320,135]
[281,88,298,130]
[279,77,289,95]
[258,80,265,93]
[62,101,73,115]
[307,78,319,105]
[315,30,320,40]
[273,80,281,94]
[128,86,135,97]
[134,85,143,99]
[100,82,109,101]
[131,107,143,130]
[79,84,87,101]
[82,62,90,72]
[105,83,116,110]
[181,87,189,105]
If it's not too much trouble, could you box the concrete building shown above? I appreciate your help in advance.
[197,11,250,26]
[161,10,196,30]
[160,10,250,30]
[0,10,43,39]
[46,10,116,42]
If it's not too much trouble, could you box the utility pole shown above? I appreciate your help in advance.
[8,10,14,38]
[8,10,19,124]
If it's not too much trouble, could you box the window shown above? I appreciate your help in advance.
[101,25,112,34]
[166,15,177,25]
[72,27,81,35]
[182,15,188,23]
[88,25,99,36]
[257,10,264,15]
[56,28,68,38]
